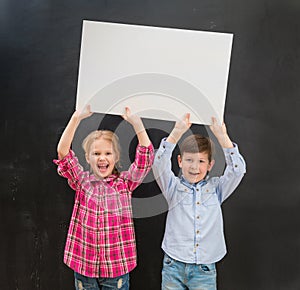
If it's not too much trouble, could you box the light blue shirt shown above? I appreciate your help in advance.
[152,138,246,264]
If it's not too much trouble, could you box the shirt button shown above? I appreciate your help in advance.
[163,145,165,148]
[197,216,200,219]
[234,164,238,168]
[230,152,234,155]
[196,188,199,191]
[195,244,199,247]
[197,201,200,205]
[196,230,200,234]
[158,156,161,159]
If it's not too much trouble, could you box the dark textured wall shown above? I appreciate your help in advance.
[1,0,300,289]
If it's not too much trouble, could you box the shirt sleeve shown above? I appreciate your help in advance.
[217,142,246,202]
[152,138,178,203]
[53,149,89,191]
[123,143,154,192]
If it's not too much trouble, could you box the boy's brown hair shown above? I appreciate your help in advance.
[179,134,214,162]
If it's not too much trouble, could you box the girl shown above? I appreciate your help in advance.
[53,106,154,290]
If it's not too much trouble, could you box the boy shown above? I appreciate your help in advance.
[152,114,246,290]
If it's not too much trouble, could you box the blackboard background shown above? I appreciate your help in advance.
[1,0,300,289]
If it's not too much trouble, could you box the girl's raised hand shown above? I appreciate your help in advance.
[122,107,144,133]
[74,104,93,121]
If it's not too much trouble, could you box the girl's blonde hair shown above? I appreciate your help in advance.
[82,130,121,175]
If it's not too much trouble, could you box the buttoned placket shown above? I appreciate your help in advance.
[194,185,202,262]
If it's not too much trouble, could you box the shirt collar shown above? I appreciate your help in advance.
[180,175,208,189]
[89,174,118,183]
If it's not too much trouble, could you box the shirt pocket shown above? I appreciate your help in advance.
[201,186,219,207]
[177,184,193,205]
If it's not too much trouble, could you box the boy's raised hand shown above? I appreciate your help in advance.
[167,113,192,144]
[209,117,233,148]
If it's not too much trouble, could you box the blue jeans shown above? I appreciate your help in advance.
[162,253,217,290]
[74,272,129,290]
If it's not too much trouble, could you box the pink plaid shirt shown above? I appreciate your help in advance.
[53,143,154,278]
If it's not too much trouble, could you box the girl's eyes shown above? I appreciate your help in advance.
[92,152,112,156]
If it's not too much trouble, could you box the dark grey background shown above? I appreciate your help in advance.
[1,0,300,289]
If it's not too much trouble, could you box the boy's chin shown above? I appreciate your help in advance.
[186,175,203,184]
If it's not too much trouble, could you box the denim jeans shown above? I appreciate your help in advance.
[162,253,217,290]
[74,272,129,290]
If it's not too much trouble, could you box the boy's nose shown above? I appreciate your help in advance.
[190,162,198,169]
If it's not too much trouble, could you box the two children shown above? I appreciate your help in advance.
[152,114,246,289]
[53,106,154,290]
[54,106,245,290]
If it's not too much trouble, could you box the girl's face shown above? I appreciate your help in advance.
[85,138,117,179]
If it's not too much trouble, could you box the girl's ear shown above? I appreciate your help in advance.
[85,153,90,164]
[177,155,182,168]
[208,159,215,171]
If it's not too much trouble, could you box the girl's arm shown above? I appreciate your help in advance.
[122,107,151,147]
[57,105,93,159]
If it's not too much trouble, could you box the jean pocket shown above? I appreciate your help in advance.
[163,254,175,266]
[199,263,216,274]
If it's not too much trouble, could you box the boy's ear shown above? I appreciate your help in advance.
[208,159,215,171]
[85,153,90,164]
[177,155,182,168]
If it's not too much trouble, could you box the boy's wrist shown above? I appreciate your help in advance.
[217,134,234,148]
[168,128,183,143]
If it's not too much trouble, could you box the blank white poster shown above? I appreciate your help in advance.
[76,20,233,125]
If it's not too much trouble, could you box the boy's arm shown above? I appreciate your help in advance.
[166,113,192,144]
[122,107,151,147]
[209,117,246,202]
[152,113,191,201]
[209,117,233,149]
[57,105,93,160]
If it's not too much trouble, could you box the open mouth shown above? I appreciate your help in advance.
[98,164,109,172]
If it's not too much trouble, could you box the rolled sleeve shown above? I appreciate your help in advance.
[223,143,246,175]
[53,149,86,191]
[125,143,154,191]
[218,142,246,202]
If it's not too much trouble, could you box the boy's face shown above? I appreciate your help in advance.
[85,138,117,179]
[178,151,214,184]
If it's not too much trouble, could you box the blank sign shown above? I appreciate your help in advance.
[76,20,233,125]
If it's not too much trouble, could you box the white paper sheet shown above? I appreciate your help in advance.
[76,20,233,125]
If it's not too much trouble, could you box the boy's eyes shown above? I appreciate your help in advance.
[184,158,206,163]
